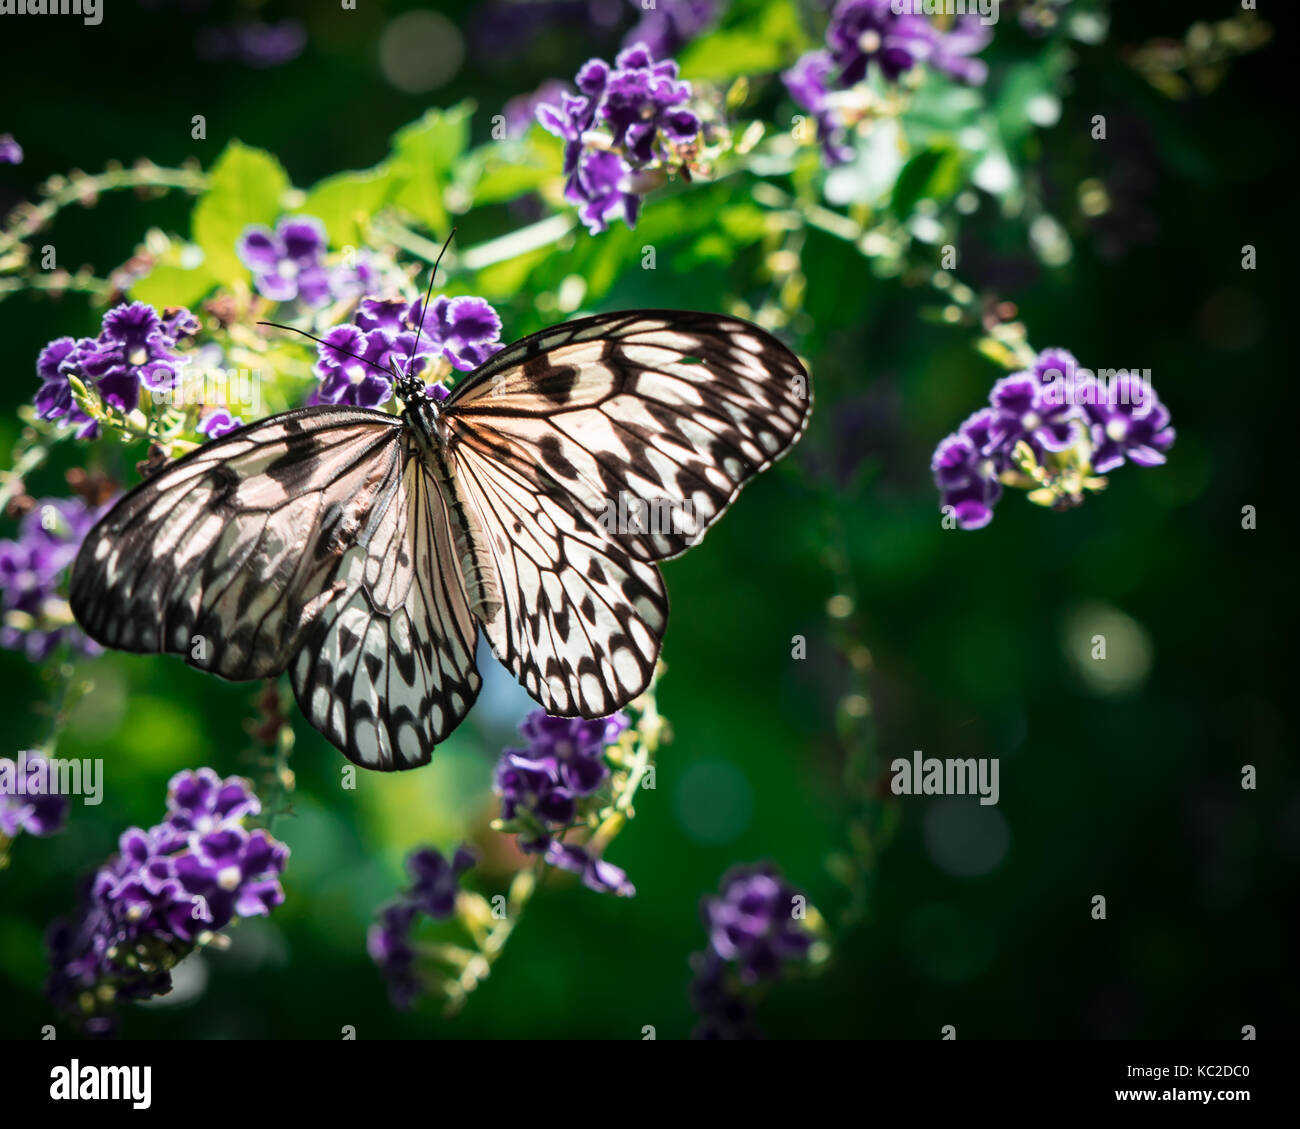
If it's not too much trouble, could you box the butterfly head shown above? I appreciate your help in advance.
[393,362,433,408]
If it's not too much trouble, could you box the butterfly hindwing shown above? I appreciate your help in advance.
[449,439,666,717]
[289,443,482,770]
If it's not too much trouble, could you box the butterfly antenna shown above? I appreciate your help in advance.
[403,227,456,381]
[256,321,387,375]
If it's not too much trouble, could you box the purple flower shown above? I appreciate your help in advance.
[689,862,816,1039]
[165,768,263,834]
[494,708,628,851]
[700,862,814,985]
[407,844,476,918]
[825,0,932,86]
[496,753,577,849]
[921,14,992,85]
[197,407,242,438]
[492,709,632,891]
[782,51,854,167]
[238,216,335,305]
[0,751,70,840]
[34,302,200,432]
[504,80,572,138]
[537,42,700,234]
[312,295,504,409]
[0,496,111,660]
[1081,373,1175,474]
[544,841,636,897]
[0,133,21,165]
[930,415,1004,531]
[518,711,627,795]
[367,902,420,1009]
[572,149,642,235]
[45,771,287,1033]
[987,369,1080,454]
[367,843,476,1010]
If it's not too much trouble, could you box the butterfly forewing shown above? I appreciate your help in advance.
[444,310,812,562]
[70,405,481,770]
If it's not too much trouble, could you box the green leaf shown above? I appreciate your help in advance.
[891,146,965,219]
[130,262,219,310]
[301,163,401,249]
[191,141,290,289]
[390,102,474,235]
[678,0,808,82]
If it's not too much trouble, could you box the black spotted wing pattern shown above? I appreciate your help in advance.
[289,441,482,769]
[71,406,480,770]
[449,439,667,717]
[444,310,812,561]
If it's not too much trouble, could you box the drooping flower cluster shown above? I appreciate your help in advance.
[34,302,200,438]
[237,215,373,307]
[689,862,819,1039]
[0,750,70,842]
[931,350,1175,529]
[312,294,504,409]
[0,133,21,165]
[537,42,701,234]
[367,844,476,1009]
[785,1,993,165]
[0,496,111,660]
[45,769,288,1036]
[494,710,635,897]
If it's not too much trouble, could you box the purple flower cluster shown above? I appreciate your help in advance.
[784,1,992,165]
[0,751,70,841]
[312,294,504,409]
[237,215,373,307]
[494,710,635,896]
[367,844,475,1009]
[931,350,1176,529]
[34,302,199,438]
[537,42,700,233]
[0,496,110,660]
[45,769,288,1035]
[0,133,21,165]
[690,862,816,1039]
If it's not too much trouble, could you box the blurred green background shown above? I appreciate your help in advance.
[1,0,1295,1039]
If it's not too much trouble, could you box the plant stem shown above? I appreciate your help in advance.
[0,162,206,260]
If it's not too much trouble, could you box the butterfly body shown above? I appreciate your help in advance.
[70,310,811,770]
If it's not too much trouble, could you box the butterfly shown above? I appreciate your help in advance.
[70,306,811,771]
